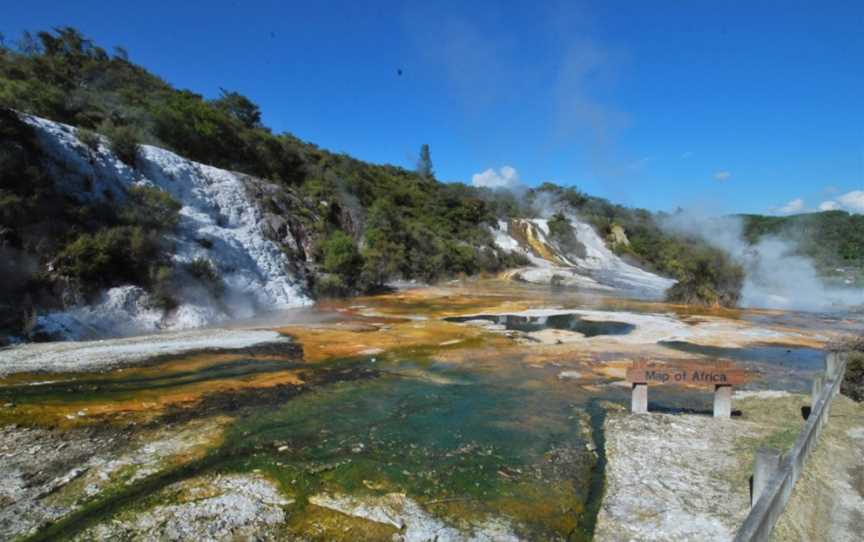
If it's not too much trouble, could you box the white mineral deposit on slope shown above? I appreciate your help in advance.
[22,114,310,340]
[493,219,675,297]
[31,286,166,340]
[0,328,290,376]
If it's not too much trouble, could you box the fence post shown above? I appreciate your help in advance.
[752,447,782,507]
[811,375,824,407]
[830,353,847,398]
[825,352,841,381]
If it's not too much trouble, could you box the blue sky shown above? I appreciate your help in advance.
[4,1,864,214]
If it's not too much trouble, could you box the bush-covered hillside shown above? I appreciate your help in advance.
[0,30,533,293]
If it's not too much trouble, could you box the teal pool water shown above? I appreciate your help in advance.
[445,313,635,336]
[220,357,601,539]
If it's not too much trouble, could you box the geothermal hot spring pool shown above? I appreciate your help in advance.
[443,313,636,337]
[0,281,855,541]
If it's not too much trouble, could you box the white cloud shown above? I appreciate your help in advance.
[837,190,864,213]
[471,166,522,190]
[713,171,731,181]
[815,191,864,214]
[778,198,805,214]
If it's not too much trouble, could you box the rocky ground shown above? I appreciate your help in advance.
[0,417,228,540]
[308,492,521,542]
[75,473,291,541]
[0,328,291,376]
[594,392,811,542]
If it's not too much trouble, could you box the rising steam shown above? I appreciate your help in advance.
[662,213,864,312]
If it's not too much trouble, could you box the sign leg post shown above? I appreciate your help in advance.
[631,383,648,414]
[713,384,732,418]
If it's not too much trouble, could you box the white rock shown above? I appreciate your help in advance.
[23,114,312,341]
[0,328,291,376]
[309,492,520,542]
[492,219,675,298]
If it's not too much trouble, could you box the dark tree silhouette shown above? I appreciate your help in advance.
[417,144,433,180]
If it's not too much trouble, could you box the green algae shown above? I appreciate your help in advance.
[14,357,599,540]
[0,359,306,404]
[216,357,600,539]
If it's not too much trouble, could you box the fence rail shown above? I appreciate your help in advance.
[733,352,848,542]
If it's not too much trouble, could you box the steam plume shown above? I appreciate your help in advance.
[662,213,864,312]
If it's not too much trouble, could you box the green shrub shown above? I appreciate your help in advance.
[150,265,178,310]
[120,185,181,231]
[839,334,864,402]
[665,248,744,307]
[547,212,585,258]
[187,257,217,282]
[100,121,141,166]
[320,230,363,291]
[76,127,100,152]
[56,226,160,292]
[314,273,350,297]
[444,242,478,275]
[186,257,224,297]
[359,238,404,291]
[842,351,864,402]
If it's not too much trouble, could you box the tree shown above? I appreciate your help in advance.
[212,89,261,129]
[17,32,40,55]
[359,197,407,288]
[321,230,363,287]
[417,144,433,180]
[100,121,141,166]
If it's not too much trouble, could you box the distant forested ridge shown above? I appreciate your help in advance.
[1,28,859,339]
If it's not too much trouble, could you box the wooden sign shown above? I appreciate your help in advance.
[626,360,749,387]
